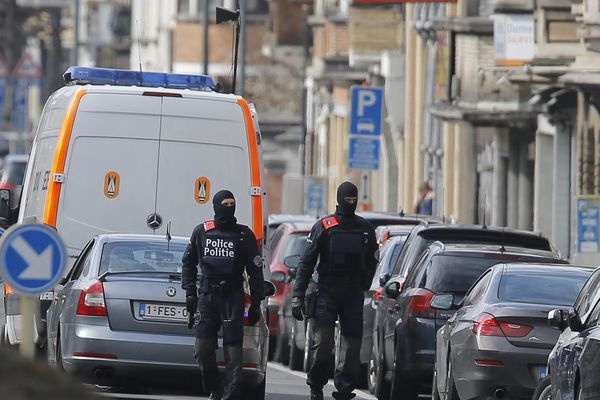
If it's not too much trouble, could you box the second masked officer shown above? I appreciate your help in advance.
[292,182,377,400]
[182,190,265,400]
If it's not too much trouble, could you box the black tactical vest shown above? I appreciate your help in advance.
[201,221,241,279]
[323,216,368,275]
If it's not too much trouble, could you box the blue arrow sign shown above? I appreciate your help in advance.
[0,224,66,295]
[350,86,383,136]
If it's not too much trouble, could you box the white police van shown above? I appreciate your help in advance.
[1,67,268,351]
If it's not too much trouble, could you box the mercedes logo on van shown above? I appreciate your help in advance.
[147,213,163,230]
[166,287,176,297]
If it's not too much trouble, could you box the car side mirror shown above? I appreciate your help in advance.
[287,267,297,281]
[271,271,286,284]
[264,280,277,297]
[430,293,456,311]
[547,309,566,331]
[567,310,584,333]
[379,272,391,287]
[0,189,10,226]
[385,281,401,299]
[284,255,300,269]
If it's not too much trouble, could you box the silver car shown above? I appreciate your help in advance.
[46,233,273,398]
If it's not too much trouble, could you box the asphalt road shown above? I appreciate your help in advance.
[97,363,378,400]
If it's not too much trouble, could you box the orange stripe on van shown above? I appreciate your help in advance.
[43,89,87,227]
[237,98,263,241]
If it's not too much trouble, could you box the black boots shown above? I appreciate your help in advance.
[310,387,324,400]
[332,392,356,400]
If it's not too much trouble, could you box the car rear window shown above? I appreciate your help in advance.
[279,232,309,262]
[499,273,589,306]
[424,254,503,294]
[100,241,187,274]
[0,161,27,184]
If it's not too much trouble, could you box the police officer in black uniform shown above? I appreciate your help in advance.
[182,190,265,400]
[292,182,377,400]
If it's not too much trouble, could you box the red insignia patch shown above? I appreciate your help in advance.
[204,220,216,231]
[322,217,339,230]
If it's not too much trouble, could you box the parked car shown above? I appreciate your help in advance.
[432,263,591,400]
[545,266,600,400]
[287,213,436,373]
[364,234,409,393]
[46,233,275,397]
[375,242,565,400]
[0,154,28,213]
[267,221,312,361]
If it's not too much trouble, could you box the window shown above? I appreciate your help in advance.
[498,272,588,307]
[404,250,430,289]
[464,271,492,306]
[66,239,95,282]
[278,233,309,263]
[574,269,600,321]
[423,254,501,294]
[100,241,188,274]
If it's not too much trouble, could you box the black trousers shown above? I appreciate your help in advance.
[307,283,363,395]
[193,284,244,400]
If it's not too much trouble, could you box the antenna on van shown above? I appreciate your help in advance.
[136,20,143,79]
[216,6,241,94]
[166,221,172,251]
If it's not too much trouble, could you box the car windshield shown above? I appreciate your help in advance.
[279,232,308,262]
[100,241,187,274]
[0,161,27,184]
[425,254,504,294]
[498,272,589,306]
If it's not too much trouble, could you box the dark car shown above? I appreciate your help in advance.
[0,154,28,213]
[286,213,435,372]
[546,267,600,400]
[376,242,566,400]
[432,263,592,400]
[267,221,312,362]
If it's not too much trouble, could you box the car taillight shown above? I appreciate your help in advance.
[76,281,107,316]
[472,313,532,338]
[407,288,435,318]
[373,287,383,302]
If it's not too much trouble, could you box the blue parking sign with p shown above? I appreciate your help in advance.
[350,86,383,136]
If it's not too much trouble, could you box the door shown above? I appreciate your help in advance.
[58,93,162,255]
[155,97,253,237]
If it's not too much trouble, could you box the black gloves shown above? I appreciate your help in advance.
[247,302,261,326]
[186,295,198,315]
[292,296,306,321]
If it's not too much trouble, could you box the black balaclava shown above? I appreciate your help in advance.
[213,190,237,228]
[336,181,358,216]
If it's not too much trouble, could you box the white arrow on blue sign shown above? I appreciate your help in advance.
[350,86,383,136]
[0,224,66,295]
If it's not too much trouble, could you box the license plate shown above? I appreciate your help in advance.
[539,366,548,379]
[139,303,188,322]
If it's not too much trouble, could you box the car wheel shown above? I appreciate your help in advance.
[275,322,290,365]
[432,364,441,400]
[446,360,459,400]
[532,375,551,400]
[389,349,418,400]
[289,323,303,371]
[244,377,266,400]
[303,319,314,372]
[368,340,379,394]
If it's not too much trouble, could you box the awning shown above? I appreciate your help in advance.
[430,101,537,127]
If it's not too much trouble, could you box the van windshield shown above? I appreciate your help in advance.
[100,241,187,274]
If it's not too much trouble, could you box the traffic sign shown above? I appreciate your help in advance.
[13,53,42,80]
[0,224,66,295]
[577,196,600,254]
[348,137,380,170]
[305,177,326,216]
[350,86,383,136]
[12,79,29,131]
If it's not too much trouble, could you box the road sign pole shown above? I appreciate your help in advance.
[20,295,35,359]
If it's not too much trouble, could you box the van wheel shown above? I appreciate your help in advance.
[245,377,266,400]
[289,324,303,371]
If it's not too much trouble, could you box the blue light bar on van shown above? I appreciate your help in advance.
[63,66,217,91]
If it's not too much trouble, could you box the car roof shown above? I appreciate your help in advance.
[357,211,441,223]
[96,233,189,243]
[3,154,28,163]
[415,224,553,251]
[268,214,316,225]
[278,221,314,232]
[429,242,563,259]
[499,263,594,274]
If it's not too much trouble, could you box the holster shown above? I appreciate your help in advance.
[305,288,318,319]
